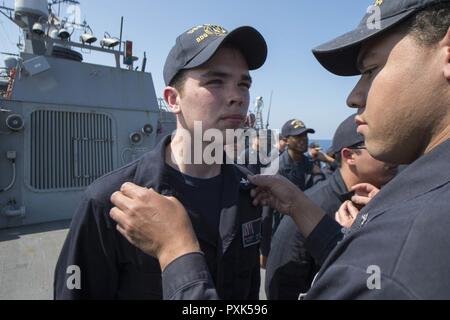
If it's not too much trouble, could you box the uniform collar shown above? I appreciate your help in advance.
[330,169,354,202]
[352,138,450,230]
[133,135,173,195]
[133,134,244,252]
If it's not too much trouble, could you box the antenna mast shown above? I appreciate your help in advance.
[265,90,273,129]
[50,0,80,16]
[254,97,264,130]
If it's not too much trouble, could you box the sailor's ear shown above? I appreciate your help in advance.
[441,27,450,80]
[342,148,356,166]
[444,47,450,80]
[163,86,181,114]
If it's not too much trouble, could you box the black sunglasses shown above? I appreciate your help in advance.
[349,144,366,150]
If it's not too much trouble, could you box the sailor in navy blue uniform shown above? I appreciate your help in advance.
[265,114,397,299]
[54,23,268,300]
[109,0,450,300]
[277,119,320,191]
[261,119,324,256]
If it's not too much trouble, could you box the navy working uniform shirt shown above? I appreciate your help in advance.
[260,150,325,257]
[54,135,262,300]
[278,151,314,191]
[160,138,450,299]
[165,165,223,245]
[265,169,353,300]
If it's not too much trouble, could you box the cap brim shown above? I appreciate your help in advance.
[327,144,343,156]
[312,9,416,76]
[290,128,315,136]
[184,26,268,71]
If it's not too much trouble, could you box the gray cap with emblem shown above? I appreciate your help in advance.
[163,24,267,85]
[281,119,315,138]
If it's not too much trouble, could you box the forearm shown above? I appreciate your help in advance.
[304,215,343,266]
[323,154,336,163]
[282,182,343,266]
[159,239,201,271]
[289,194,327,239]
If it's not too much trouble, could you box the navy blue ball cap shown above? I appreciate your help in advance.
[164,24,268,85]
[281,119,315,138]
[312,0,448,76]
[328,114,364,155]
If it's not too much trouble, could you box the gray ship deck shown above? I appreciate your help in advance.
[0,220,69,300]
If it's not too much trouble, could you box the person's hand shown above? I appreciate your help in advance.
[249,174,304,216]
[335,200,359,228]
[249,174,326,238]
[309,148,319,160]
[316,151,326,161]
[109,182,200,270]
[351,183,380,207]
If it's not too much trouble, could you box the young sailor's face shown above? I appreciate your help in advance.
[347,29,447,165]
[178,47,251,133]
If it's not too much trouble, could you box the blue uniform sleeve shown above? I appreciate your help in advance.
[311,171,326,186]
[162,252,219,300]
[265,216,318,300]
[53,195,119,299]
[304,215,343,266]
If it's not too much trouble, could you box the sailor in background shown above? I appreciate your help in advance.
[265,114,397,299]
[110,0,450,299]
[54,24,267,299]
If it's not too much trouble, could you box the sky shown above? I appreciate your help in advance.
[0,0,372,139]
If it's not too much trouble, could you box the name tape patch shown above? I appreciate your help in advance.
[242,218,262,248]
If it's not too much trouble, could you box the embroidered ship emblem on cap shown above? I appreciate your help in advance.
[291,120,305,129]
[374,0,383,7]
